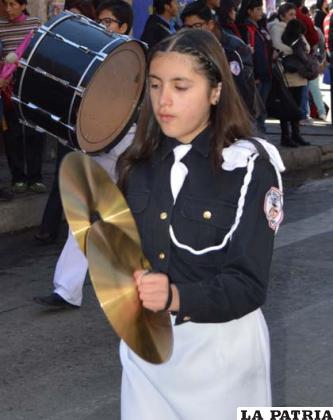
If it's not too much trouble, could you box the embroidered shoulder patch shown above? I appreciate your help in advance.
[264,187,284,231]
[229,60,241,76]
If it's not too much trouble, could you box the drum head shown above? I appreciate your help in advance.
[77,40,145,153]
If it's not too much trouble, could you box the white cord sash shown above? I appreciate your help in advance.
[169,144,259,256]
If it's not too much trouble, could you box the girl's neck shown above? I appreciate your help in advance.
[10,13,27,24]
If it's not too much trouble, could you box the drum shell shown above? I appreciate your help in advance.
[14,12,146,152]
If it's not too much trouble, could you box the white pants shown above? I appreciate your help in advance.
[53,128,135,306]
[120,309,271,420]
[53,228,87,306]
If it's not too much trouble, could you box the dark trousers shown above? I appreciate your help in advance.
[280,86,303,137]
[256,79,272,134]
[3,107,45,185]
[39,142,70,237]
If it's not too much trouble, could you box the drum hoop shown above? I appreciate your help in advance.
[76,40,145,153]
[67,36,126,147]
[70,11,111,36]
[16,13,72,127]
[20,118,74,151]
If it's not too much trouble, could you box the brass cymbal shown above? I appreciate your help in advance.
[60,151,173,363]
[87,220,173,364]
[59,152,141,253]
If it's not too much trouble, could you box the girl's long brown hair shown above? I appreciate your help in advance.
[118,29,253,189]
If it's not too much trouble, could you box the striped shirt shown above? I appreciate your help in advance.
[0,16,40,58]
[323,10,333,52]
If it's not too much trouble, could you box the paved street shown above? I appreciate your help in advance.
[0,172,333,419]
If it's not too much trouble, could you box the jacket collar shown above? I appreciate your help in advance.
[159,126,212,161]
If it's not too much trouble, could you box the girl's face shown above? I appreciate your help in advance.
[281,9,296,23]
[4,0,26,21]
[149,51,220,144]
[248,6,263,21]
[97,9,128,34]
[166,0,179,18]
[228,7,237,22]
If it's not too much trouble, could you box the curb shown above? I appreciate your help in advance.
[0,194,47,235]
[280,144,333,171]
[1,144,333,235]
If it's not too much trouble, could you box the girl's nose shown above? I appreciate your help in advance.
[159,87,172,107]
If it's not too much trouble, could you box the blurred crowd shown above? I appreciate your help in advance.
[0,0,332,240]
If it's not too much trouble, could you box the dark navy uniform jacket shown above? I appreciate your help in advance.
[123,128,279,325]
[140,15,179,49]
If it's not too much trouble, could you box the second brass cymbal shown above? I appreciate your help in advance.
[59,152,141,253]
[87,220,173,364]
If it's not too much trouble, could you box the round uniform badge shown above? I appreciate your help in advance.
[229,60,241,76]
[264,187,284,231]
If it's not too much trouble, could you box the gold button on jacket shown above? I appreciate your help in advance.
[203,210,212,220]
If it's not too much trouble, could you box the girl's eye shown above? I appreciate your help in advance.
[149,82,160,90]
[175,86,188,91]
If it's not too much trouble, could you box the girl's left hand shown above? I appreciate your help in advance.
[134,270,179,312]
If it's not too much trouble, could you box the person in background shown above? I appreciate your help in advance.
[181,1,257,117]
[0,0,47,194]
[64,0,95,18]
[268,2,310,147]
[288,0,319,48]
[314,0,329,33]
[33,0,135,308]
[34,0,96,244]
[198,0,221,22]
[141,0,179,49]
[217,0,242,38]
[324,5,333,118]
[0,39,13,202]
[96,0,133,34]
[309,22,328,121]
[288,0,320,123]
[283,18,312,144]
[324,6,333,52]
[237,0,273,134]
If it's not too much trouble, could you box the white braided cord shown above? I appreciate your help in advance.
[169,153,259,255]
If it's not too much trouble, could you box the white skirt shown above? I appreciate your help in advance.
[120,309,271,420]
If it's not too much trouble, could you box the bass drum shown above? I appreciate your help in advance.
[14,11,146,153]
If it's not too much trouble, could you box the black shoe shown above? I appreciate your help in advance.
[280,136,298,148]
[33,293,80,309]
[294,137,311,146]
[34,232,57,245]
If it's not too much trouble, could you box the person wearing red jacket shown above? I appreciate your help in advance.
[323,8,333,52]
[288,0,319,121]
[289,0,319,48]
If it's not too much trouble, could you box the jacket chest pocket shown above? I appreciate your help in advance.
[125,191,150,248]
[172,196,237,264]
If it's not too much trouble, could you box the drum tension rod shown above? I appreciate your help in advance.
[18,59,84,96]
[18,119,78,151]
[12,96,75,131]
[38,27,107,60]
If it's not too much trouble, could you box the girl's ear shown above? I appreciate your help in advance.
[211,82,222,105]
